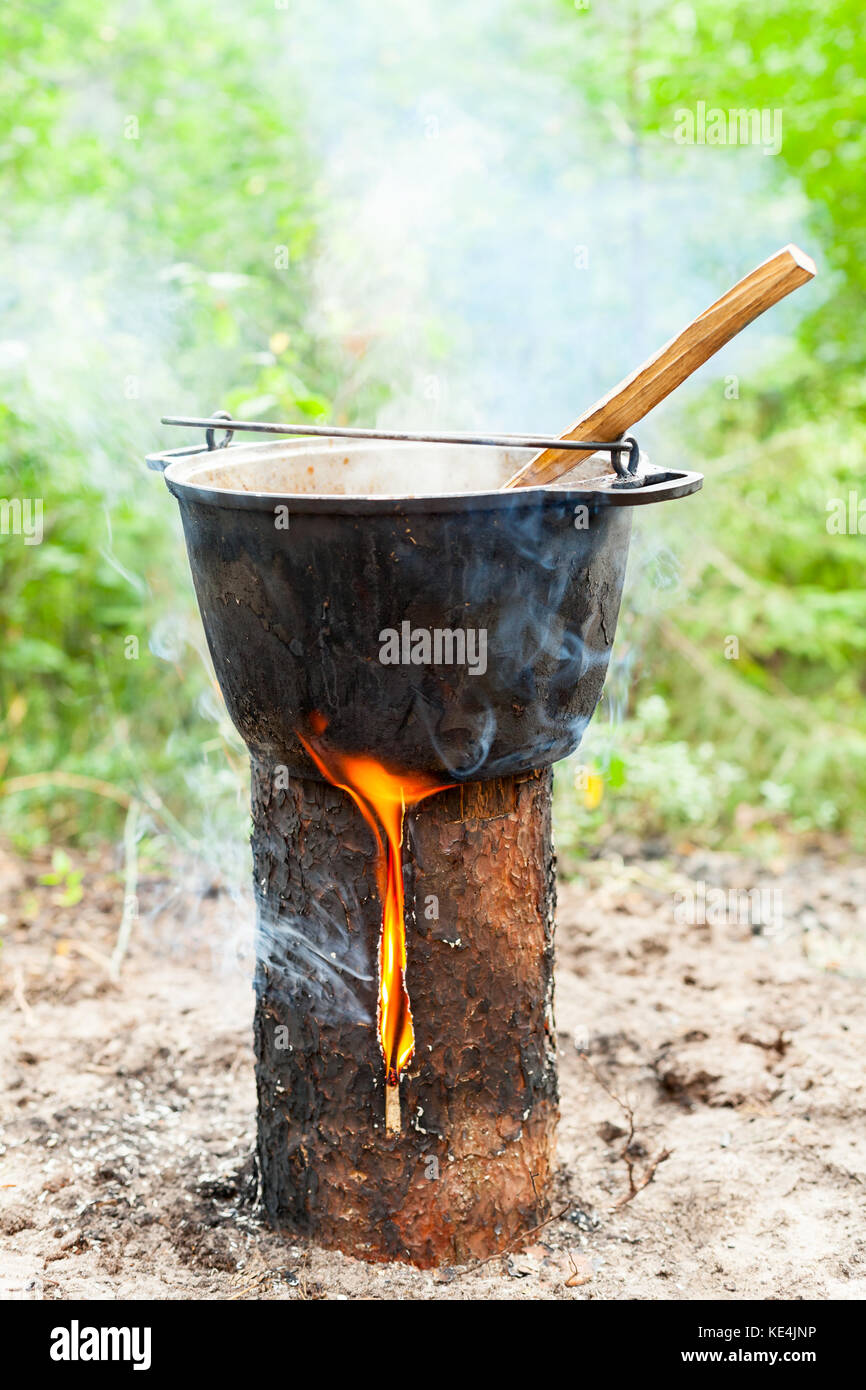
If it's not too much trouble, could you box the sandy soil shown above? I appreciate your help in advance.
[1,838,864,1302]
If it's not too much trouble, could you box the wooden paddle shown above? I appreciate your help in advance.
[502,243,816,490]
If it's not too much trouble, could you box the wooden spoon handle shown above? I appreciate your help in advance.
[502,243,816,490]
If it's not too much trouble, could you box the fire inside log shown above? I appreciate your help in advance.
[296,716,453,1129]
[252,760,558,1267]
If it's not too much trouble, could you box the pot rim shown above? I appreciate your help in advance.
[149,437,703,514]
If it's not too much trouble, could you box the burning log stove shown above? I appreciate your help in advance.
[149,423,701,1265]
[146,246,814,1266]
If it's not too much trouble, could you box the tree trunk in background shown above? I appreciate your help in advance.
[251,759,558,1268]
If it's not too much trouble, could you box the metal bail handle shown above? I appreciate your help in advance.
[170,410,643,472]
[610,435,641,479]
[205,410,234,451]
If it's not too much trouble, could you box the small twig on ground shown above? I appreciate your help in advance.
[65,940,113,972]
[455,1201,573,1278]
[580,1054,671,1210]
[12,965,34,1026]
[110,800,141,980]
[564,1250,593,1288]
[612,1146,672,1210]
[295,1250,316,1301]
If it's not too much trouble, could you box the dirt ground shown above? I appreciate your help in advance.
[1,836,864,1302]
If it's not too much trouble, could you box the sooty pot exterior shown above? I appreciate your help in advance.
[170,479,633,780]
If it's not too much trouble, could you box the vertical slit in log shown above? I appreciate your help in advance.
[251,758,558,1268]
[384,1081,401,1135]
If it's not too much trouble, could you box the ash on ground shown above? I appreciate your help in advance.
[1,841,864,1301]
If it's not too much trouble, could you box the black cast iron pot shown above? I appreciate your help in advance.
[147,435,701,780]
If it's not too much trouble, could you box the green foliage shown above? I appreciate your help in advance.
[635,0,866,379]
[1,0,864,855]
[39,849,84,906]
[0,1,346,847]
[549,0,866,852]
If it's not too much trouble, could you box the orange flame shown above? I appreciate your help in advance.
[297,716,451,1087]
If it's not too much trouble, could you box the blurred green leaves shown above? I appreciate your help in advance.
[0,2,342,846]
[1,0,864,854]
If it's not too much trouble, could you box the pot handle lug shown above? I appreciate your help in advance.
[205,409,234,451]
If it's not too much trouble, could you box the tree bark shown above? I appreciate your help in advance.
[251,759,558,1267]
